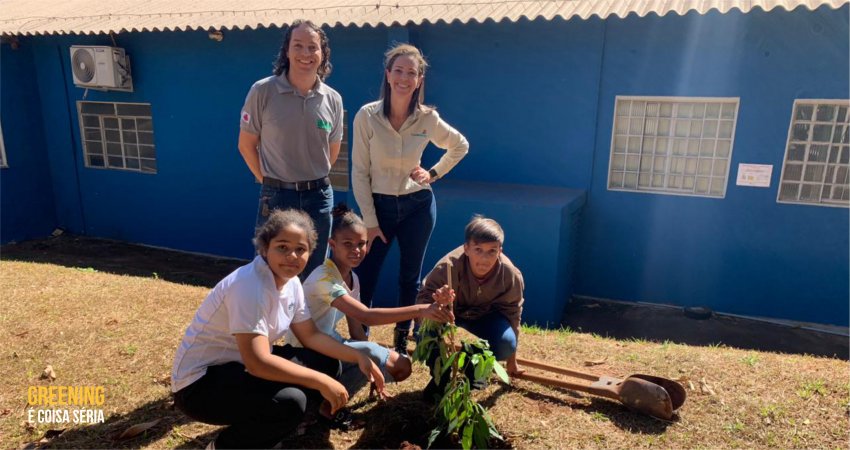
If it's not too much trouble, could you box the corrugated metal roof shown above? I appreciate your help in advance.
[1,0,846,36]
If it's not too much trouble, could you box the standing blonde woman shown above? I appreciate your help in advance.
[352,44,469,354]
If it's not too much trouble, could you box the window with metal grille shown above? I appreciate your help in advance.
[328,110,349,191]
[777,100,849,207]
[77,101,156,173]
[608,96,739,198]
[0,119,7,168]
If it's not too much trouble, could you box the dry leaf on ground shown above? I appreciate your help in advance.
[39,365,56,381]
[584,357,607,366]
[699,378,716,396]
[115,419,161,440]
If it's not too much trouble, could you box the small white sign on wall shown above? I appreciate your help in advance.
[736,164,773,187]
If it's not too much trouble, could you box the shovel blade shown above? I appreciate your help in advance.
[629,374,687,411]
[618,377,674,420]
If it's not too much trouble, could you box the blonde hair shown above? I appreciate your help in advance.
[380,44,432,117]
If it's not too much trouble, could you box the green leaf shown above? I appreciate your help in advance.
[441,353,458,376]
[474,359,486,381]
[473,417,490,449]
[462,423,474,450]
[427,427,442,448]
[492,360,510,383]
[457,352,466,370]
[434,358,442,382]
[447,416,459,433]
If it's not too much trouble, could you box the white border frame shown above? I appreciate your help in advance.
[776,98,849,208]
[606,95,740,199]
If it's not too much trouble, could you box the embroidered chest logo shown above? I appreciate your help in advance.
[316,119,332,131]
[241,111,250,123]
[411,129,428,137]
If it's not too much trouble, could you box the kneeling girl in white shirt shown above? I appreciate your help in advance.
[171,209,386,449]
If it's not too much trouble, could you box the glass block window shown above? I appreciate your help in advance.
[0,119,7,168]
[608,96,739,198]
[777,100,849,207]
[329,111,349,192]
[77,102,156,173]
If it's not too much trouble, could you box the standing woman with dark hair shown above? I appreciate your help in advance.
[351,44,469,353]
[238,19,343,278]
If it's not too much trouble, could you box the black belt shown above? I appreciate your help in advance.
[262,176,330,191]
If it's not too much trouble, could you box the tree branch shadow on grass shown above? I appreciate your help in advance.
[504,383,675,434]
[35,396,198,449]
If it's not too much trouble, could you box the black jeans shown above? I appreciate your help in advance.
[173,345,340,449]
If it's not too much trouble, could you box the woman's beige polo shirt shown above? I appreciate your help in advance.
[352,100,469,228]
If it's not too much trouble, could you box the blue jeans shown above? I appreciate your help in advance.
[455,312,518,360]
[255,184,332,279]
[356,189,437,332]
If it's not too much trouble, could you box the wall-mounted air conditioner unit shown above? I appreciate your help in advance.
[69,45,133,92]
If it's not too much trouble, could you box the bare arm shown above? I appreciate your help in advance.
[329,141,341,166]
[290,318,386,395]
[332,293,453,327]
[345,315,369,341]
[237,130,262,182]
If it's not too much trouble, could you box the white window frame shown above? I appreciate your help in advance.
[0,118,7,168]
[607,96,740,198]
[776,99,849,208]
[77,101,156,174]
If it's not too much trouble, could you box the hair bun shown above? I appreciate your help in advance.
[332,203,351,218]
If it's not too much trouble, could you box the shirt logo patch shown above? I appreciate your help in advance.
[411,129,427,137]
[316,119,332,131]
[241,111,250,123]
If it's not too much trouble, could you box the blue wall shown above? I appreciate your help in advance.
[21,27,388,257]
[1,41,57,241]
[2,5,847,326]
[416,18,604,189]
[577,6,850,326]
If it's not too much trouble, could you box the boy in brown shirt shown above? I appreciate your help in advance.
[417,216,525,395]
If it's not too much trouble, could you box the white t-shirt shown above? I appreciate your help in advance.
[171,255,311,392]
[286,258,360,346]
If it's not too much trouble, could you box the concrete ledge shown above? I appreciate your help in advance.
[368,179,586,327]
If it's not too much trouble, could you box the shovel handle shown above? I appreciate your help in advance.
[513,372,620,400]
[515,357,603,382]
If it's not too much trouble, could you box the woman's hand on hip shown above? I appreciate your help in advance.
[367,227,387,250]
[409,166,432,185]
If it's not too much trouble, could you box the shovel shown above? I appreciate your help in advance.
[512,356,686,420]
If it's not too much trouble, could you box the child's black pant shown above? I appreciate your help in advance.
[173,345,340,449]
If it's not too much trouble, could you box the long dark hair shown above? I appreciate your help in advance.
[380,44,430,118]
[272,19,332,80]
